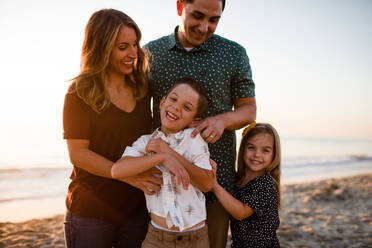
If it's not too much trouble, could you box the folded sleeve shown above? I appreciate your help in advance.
[188,133,211,170]
[122,134,150,157]
[231,46,255,99]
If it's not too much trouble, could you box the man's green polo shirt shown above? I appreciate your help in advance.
[145,27,255,203]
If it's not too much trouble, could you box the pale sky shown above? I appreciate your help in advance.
[0,0,371,143]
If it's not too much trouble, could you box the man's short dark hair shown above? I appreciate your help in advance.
[181,0,225,11]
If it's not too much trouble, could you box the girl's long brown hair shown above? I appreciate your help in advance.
[237,122,282,209]
[69,9,148,113]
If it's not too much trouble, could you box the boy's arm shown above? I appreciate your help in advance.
[146,137,213,192]
[111,153,190,190]
[166,149,213,192]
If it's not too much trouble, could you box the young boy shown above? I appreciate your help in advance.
[111,77,213,247]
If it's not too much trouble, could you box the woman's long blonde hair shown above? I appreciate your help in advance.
[68,9,148,113]
[237,122,282,209]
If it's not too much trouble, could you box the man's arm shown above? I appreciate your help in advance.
[191,97,256,143]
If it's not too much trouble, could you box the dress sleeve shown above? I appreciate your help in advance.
[63,92,91,139]
[240,177,278,217]
[231,46,255,99]
[187,132,211,170]
[122,135,150,157]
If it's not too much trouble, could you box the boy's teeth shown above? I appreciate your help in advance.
[167,112,178,120]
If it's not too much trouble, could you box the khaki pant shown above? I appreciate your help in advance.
[141,223,209,248]
[206,201,230,248]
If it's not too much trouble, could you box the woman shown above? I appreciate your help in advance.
[62,9,160,247]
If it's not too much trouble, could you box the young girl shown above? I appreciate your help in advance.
[212,122,281,248]
[111,77,213,247]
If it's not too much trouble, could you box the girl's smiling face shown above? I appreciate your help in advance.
[160,83,199,135]
[244,132,274,175]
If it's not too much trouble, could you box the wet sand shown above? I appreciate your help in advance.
[1,174,372,248]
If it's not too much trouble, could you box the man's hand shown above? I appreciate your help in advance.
[190,116,225,143]
[120,167,162,195]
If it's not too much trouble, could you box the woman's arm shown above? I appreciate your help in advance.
[67,139,113,178]
[67,139,163,194]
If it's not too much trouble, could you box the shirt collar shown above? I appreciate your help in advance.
[167,26,213,53]
[151,127,187,142]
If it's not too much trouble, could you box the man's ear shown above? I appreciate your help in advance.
[177,0,183,16]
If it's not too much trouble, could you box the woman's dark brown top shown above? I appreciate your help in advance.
[63,91,152,224]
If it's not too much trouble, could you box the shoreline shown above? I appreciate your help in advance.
[1,173,372,247]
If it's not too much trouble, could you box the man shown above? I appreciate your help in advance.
[144,1,256,247]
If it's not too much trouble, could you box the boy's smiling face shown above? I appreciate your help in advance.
[160,83,200,135]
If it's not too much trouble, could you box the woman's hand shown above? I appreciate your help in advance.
[120,167,163,195]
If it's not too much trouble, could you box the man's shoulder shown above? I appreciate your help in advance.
[209,34,246,52]
[145,34,173,50]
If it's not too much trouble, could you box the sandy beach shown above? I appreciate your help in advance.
[1,174,371,248]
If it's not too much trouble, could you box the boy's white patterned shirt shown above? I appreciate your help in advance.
[122,128,211,231]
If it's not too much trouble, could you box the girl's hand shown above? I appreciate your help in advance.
[209,159,219,189]
[146,138,171,154]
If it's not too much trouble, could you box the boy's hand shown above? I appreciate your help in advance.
[163,153,190,190]
[146,138,171,154]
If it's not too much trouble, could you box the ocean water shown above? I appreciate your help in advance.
[1,136,372,222]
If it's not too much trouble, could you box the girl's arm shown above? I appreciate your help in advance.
[213,183,254,220]
[111,152,190,190]
[211,162,254,220]
[146,138,213,192]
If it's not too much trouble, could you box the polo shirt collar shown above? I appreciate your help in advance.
[168,26,213,53]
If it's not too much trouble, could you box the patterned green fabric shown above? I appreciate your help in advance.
[145,27,255,203]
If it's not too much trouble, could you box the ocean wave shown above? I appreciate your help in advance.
[283,154,372,168]
[0,167,68,174]
[0,194,63,203]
